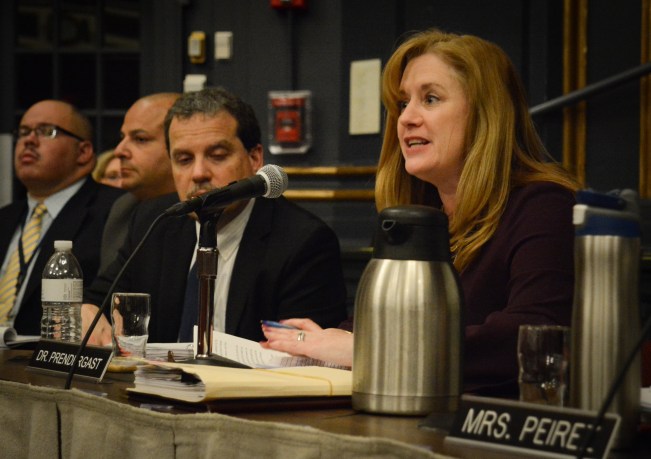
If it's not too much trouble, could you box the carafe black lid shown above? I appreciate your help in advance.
[372,205,452,261]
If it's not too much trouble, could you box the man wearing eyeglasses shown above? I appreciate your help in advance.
[0,99,124,336]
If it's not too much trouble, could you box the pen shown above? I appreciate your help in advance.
[261,320,298,329]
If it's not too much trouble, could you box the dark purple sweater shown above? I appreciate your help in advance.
[461,181,575,397]
[340,182,575,398]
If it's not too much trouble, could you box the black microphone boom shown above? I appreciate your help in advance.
[163,164,288,217]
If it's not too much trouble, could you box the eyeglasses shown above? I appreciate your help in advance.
[14,124,85,142]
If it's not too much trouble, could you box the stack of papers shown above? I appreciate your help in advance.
[129,363,352,403]
[128,331,352,403]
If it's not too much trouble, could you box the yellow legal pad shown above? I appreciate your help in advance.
[128,362,352,403]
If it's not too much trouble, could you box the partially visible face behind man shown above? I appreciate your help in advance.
[100,156,123,188]
[14,100,93,199]
[114,94,177,200]
[168,110,263,220]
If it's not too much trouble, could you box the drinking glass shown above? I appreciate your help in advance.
[517,324,570,406]
[111,292,151,359]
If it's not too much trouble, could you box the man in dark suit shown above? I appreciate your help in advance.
[0,100,123,335]
[99,92,179,272]
[83,87,347,344]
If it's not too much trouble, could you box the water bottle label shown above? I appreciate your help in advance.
[41,279,83,302]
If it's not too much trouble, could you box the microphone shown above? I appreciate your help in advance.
[163,164,288,217]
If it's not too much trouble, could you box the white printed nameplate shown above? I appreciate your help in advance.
[444,395,619,459]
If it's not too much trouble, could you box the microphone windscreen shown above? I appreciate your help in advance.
[259,165,288,198]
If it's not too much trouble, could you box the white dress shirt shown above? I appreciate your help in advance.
[191,199,254,332]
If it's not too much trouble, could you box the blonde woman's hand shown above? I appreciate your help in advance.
[260,318,353,367]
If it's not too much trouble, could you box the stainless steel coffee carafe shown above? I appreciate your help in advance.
[352,205,463,415]
[570,189,641,448]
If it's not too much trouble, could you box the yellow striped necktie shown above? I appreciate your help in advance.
[0,203,48,324]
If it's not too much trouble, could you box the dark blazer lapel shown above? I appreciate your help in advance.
[41,179,96,245]
[0,202,28,258]
[224,198,273,334]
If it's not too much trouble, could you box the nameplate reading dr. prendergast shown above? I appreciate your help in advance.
[444,395,619,459]
[27,340,113,381]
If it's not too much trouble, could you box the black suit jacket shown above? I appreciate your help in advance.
[84,193,348,342]
[0,177,124,335]
[99,192,139,272]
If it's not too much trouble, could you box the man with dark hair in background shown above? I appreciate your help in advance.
[83,87,347,344]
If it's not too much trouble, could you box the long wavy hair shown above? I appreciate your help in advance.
[375,29,579,272]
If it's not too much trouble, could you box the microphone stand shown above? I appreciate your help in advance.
[185,208,248,368]
[196,210,218,359]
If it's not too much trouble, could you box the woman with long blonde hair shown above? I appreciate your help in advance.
[262,29,579,397]
[377,29,578,271]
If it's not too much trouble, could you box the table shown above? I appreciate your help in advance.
[0,350,448,459]
[2,349,650,459]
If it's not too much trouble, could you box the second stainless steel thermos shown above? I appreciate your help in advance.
[570,189,641,448]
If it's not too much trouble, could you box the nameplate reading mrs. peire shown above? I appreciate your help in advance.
[443,395,619,459]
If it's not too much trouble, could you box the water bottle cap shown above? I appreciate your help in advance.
[54,240,73,251]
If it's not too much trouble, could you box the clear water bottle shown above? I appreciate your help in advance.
[41,240,83,342]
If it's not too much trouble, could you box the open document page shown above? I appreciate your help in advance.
[147,329,349,369]
[0,326,40,349]
[128,363,352,403]
[210,330,350,369]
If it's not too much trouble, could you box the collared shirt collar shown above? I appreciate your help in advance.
[193,198,255,260]
[217,199,255,262]
[28,178,86,220]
